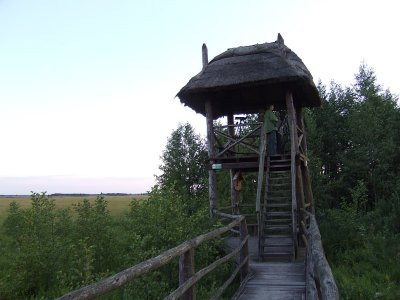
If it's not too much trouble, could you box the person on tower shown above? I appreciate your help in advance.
[264,104,279,155]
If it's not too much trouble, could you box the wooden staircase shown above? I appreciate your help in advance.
[260,155,295,261]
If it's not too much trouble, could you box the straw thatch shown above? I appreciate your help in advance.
[177,34,321,118]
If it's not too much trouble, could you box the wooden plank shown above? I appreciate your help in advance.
[235,261,306,300]
[208,161,263,170]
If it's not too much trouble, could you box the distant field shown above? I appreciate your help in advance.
[0,194,148,224]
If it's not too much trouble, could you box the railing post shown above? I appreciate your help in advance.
[179,248,195,300]
[256,125,266,213]
[239,218,249,281]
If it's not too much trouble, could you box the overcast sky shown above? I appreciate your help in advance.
[1,0,399,194]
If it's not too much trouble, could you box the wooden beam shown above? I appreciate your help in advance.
[286,90,298,260]
[308,215,340,300]
[239,218,249,280]
[214,127,261,157]
[296,164,305,227]
[209,161,263,171]
[297,108,315,213]
[179,249,195,300]
[202,43,208,70]
[205,100,217,214]
[255,125,266,213]
[227,114,239,215]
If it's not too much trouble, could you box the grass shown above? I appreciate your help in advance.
[0,194,148,225]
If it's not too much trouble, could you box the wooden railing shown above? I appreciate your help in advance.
[58,213,249,300]
[217,204,258,234]
[301,211,339,300]
[258,156,270,261]
[214,123,262,158]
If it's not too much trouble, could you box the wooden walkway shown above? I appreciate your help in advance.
[226,236,306,300]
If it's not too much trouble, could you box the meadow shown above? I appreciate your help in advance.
[0,194,148,224]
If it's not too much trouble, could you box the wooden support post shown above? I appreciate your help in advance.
[287,92,299,156]
[255,125,266,213]
[179,248,195,300]
[202,43,208,71]
[239,218,249,281]
[297,108,315,214]
[205,100,217,215]
[286,91,298,259]
[227,114,239,214]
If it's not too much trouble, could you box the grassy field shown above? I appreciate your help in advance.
[0,194,148,224]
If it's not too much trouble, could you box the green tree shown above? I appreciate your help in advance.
[157,123,208,214]
[306,64,400,298]
[307,81,356,208]
[346,64,400,207]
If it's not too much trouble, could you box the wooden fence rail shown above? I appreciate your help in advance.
[302,211,339,300]
[58,214,249,300]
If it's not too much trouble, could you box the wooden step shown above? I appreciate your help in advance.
[268,183,291,188]
[269,171,290,175]
[269,154,291,160]
[266,211,291,218]
[267,203,291,209]
[265,225,291,232]
[268,179,290,185]
[268,190,290,195]
[269,163,290,170]
[265,234,292,238]
[266,218,292,224]
[270,160,291,166]
[267,195,290,201]
[263,245,293,254]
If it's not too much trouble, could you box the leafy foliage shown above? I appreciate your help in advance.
[157,123,208,214]
[307,64,400,298]
[0,123,235,299]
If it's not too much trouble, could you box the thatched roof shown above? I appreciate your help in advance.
[177,34,321,118]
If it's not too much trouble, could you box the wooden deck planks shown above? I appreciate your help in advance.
[227,237,306,300]
[235,262,305,300]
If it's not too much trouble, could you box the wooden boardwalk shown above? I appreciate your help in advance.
[226,236,306,300]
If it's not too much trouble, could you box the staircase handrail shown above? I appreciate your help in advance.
[58,212,249,300]
[258,155,270,261]
[301,210,339,300]
[288,110,298,259]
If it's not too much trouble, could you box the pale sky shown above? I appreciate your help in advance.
[1,0,399,194]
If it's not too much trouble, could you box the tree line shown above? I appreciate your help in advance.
[307,64,400,298]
